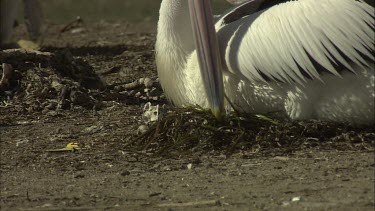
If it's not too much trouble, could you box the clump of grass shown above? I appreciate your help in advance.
[128,107,375,157]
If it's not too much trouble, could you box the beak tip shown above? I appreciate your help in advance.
[212,107,223,121]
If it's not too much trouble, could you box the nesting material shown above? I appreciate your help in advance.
[129,107,374,157]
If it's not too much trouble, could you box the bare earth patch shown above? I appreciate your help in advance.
[1,22,374,211]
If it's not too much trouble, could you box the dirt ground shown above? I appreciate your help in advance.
[1,20,374,211]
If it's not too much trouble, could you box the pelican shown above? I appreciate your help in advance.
[155,0,374,124]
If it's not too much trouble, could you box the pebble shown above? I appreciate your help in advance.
[120,170,131,176]
[137,125,149,135]
[291,196,303,202]
[143,77,153,88]
[187,163,193,170]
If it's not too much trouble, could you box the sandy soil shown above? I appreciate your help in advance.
[1,20,374,211]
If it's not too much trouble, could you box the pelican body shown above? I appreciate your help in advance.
[156,0,374,124]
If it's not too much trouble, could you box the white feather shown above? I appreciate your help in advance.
[218,0,374,84]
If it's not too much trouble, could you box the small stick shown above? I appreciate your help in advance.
[123,80,142,89]
[59,16,82,33]
[0,48,52,57]
[156,200,220,207]
[0,63,13,91]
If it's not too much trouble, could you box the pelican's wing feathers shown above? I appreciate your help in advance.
[217,0,374,84]
[226,0,250,5]
[218,0,265,26]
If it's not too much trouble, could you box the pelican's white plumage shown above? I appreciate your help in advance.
[218,0,374,83]
[156,0,375,124]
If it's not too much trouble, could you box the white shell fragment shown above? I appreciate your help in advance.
[142,102,165,123]
[291,196,302,202]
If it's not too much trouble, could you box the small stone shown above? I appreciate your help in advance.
[135,92,141,97]
[143,78,153,88]
[291,196,302,202]
[128,90,135,96]
[137,125,149,135]
[51,80,63,91]
[113,86,123,92]
[70,28,86,34]
[282,201,290,206]
[120,170,131,176]
[120,91,129,96]
[162,166,171,171]
[187,163,193,170]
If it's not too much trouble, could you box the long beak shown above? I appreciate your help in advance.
[188,0,225,120]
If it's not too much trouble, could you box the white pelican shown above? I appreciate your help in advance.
[155,0,374,124]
